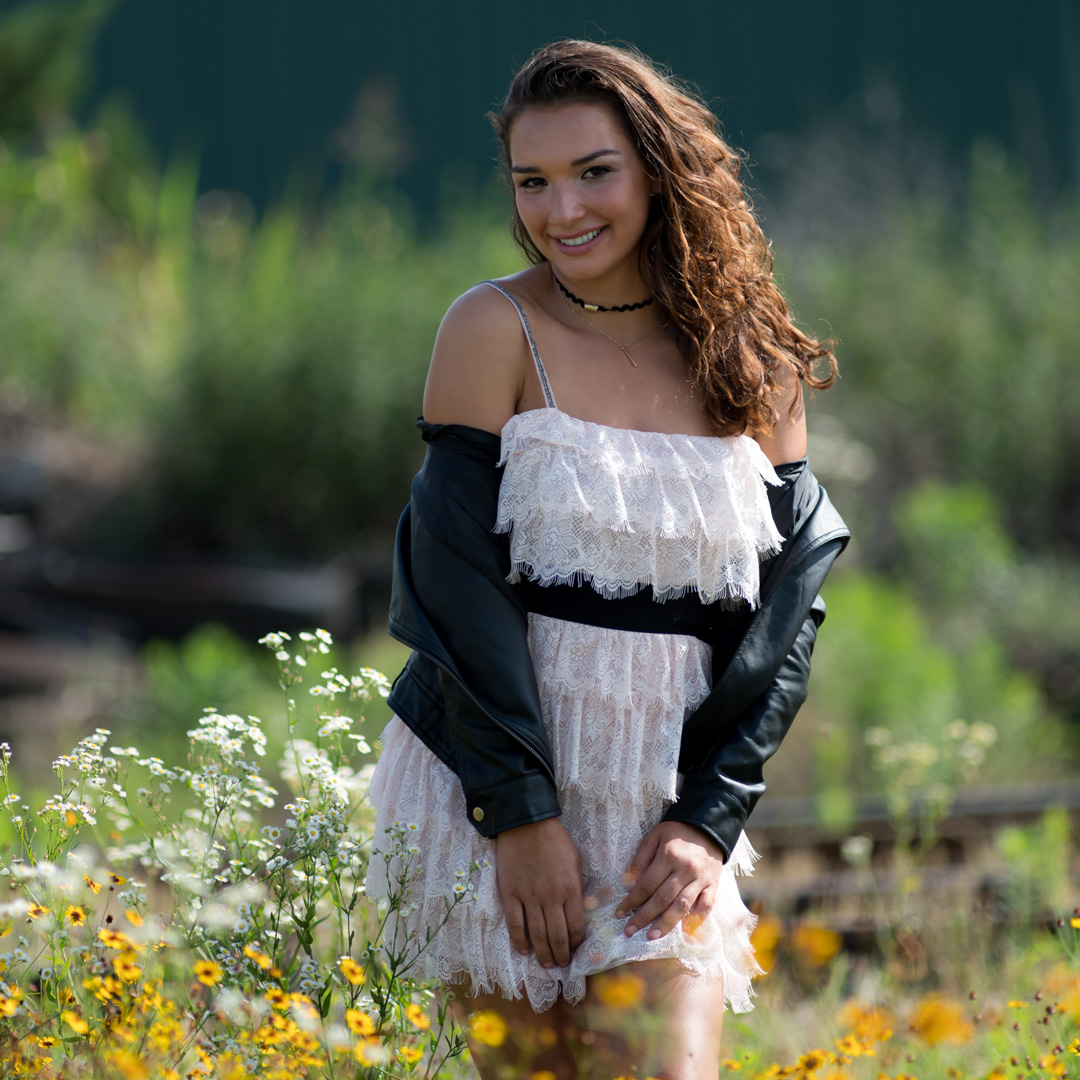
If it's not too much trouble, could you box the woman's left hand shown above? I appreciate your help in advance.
[614,821,726,940]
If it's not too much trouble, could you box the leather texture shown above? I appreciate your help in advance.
[387,419,850,852]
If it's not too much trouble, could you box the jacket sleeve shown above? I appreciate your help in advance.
[386,422,560,838]
[662,468,849,861]
[663,594,826,860]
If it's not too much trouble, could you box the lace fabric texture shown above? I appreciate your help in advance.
[496,409,783,606]
[366,412,773,1012]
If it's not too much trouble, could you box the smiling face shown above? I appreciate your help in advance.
[508,101,655,294]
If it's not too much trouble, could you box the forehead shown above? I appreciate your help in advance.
[508,102,635,165]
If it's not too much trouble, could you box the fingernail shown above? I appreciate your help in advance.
[625,924,637,937]
[542,961,554,969]
[648,928,662,940]
[519,949,530,956]
[614,907,626,919]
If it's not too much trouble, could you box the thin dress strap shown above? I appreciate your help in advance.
[479,280,557,409]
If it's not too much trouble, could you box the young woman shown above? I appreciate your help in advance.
[367,40,848,1079]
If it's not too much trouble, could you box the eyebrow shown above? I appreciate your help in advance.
[511,148,622,174]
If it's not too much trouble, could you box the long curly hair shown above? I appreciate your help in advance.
[491,40,837,435]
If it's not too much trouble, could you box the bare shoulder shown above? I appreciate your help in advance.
[753,363,807,466]
[422,281,531,433]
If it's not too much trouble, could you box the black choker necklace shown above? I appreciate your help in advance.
[552,273,653,313]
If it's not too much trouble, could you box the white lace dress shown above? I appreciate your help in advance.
[366,400,783,1013]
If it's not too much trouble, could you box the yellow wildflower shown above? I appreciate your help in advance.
[289,992,318,1019]
[790,923,842,967]
[193,960,223,986]
[398,1046,423,1065]
[532,1073,559,1080]
[721,1061,742,1071]
[908,993,974,1046]
[113,953,142,983]
[1038,1054,1067,1078]
[346,1008,377,1036]
[0,996,16,1018]
[751,913,783,974]
[835,1033,875,1057]
[264,987,289,1010]
[99,928,135,950]
[469,1009,509,1047]
[27,903,48,920]
[108,1049,149,1080]
[1071,917,1080,929]
[338,956,365,985]
[125,909,143,927]
[244,944,273,970]
[62,1010,90,1034]
[83,875,102,895]
[593,971,646,1009]
[406,1001,430,1029]
[838,999,895,1042]
[1046,965,1080,1022]
[65,905,86,927]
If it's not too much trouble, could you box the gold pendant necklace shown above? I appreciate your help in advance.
[555,275,666,368]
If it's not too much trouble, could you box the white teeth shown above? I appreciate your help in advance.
[561,228,601,246]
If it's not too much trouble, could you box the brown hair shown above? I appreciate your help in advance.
[491,40,837,435]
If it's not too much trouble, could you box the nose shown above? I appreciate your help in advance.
[549,181,585,228]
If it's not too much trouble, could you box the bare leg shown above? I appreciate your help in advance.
[446,983,581,1080]
[582,959,725,1080]
[446,961,724,1080]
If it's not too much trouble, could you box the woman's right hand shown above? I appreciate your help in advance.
[495,818,585,969]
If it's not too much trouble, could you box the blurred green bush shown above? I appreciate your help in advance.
[788,142,1080,558]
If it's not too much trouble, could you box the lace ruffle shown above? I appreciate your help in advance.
[496,409,783,606]
[530,614,711,801]
[367,718,762,1014]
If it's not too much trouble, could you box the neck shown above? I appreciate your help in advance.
[552,263,650,311]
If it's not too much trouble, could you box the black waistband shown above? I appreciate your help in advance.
[519,577,731,641]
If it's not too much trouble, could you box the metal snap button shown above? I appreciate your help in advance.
[472,806,485,822]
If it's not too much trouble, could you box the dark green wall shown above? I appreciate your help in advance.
[73,0,1080,211]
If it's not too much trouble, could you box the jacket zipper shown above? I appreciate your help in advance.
[391,624,557,786]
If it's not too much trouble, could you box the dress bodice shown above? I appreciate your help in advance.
[496,407,784,609]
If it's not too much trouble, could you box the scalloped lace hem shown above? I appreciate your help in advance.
[366,720,762,1013]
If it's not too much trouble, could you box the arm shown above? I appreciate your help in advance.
[754,364,807,466]
[410,286,586,967]
[422,283,528,432]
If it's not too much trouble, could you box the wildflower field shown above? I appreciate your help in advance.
[0,628,1078,1080]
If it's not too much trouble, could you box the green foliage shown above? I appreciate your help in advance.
[809,566,1068,819]
[138,623,281,735]
[140,193,518,556]
[791,143,1080,554]
[892,479,1080,722]
[998,805,1073,923]
[0,0,115,144]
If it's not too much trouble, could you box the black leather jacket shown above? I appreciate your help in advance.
[386,420,850,861]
